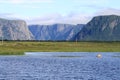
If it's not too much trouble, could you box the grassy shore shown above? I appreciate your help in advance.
[0,41,120,55]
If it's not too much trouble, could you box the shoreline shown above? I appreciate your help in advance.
[0,41,120,55]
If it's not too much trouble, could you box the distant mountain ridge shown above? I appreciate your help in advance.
[1,15,120,41]
[74,15,120,41]
[29,24,83,40]
[0,18,34,40]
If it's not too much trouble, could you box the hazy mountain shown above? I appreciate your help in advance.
[0,18,34,40]
[29,24,83,41]
[74,15,120,41]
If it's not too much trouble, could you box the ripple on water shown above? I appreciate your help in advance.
[0,52,120,80]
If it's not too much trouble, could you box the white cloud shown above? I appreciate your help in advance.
[1,13,90,25]
[27,8,120,25]
[27,13,92,25]
[1,8,120,25]
[95,8,120,16]
[0,0,53,4]
[73,0,108,5]
[0,13,30,20]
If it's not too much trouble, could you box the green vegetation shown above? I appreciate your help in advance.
[0,41,120,55]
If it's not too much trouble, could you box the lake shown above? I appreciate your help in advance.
[0,52,120,80]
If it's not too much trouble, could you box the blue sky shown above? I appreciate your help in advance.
[0,0,120,25]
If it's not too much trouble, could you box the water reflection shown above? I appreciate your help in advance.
[25,52,120,58]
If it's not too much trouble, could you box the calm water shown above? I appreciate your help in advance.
[0,52,120,80]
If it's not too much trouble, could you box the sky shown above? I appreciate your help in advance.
[0,0,120,25]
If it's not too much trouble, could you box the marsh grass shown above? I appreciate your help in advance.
[0,41,120,55]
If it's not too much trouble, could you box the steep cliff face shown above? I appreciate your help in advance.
[29,24,83,40]
[0,18,34,40]
[75,15,120,41]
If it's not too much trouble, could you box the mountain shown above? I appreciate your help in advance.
[74,15,120,41]
[0,18,34,40]
[29,24,83,41]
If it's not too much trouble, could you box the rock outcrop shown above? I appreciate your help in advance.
[0,18,34,40]
[74,15,120,41]
[29,24,83,41]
